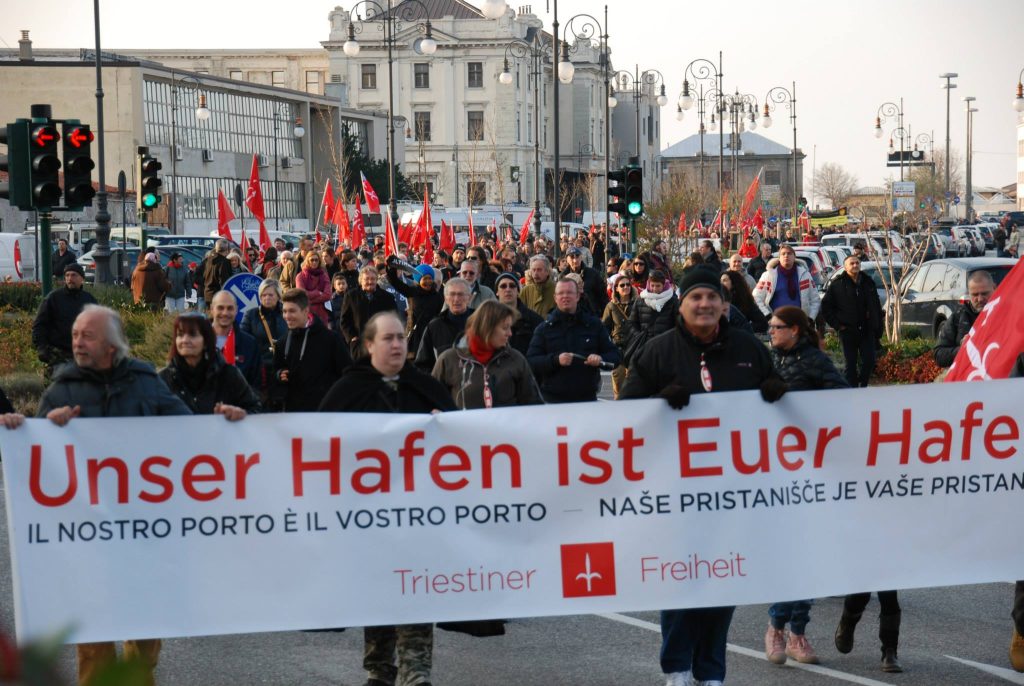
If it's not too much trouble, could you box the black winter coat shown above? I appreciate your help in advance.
[620,317,777,399]
[31,286,98,358]
[770,340,848,391]
[37,358,191,417]
[319,359,456,414]
[240,305,288,367]
[51,250,78,277]
[561,265,609,316]
[933,304,980,368]
[202,253,233,302]
[821,272,883,336]
[747,255,770,282]
[526,308,620,403]
[629,293,679,338]
[386,265,445,353]
[221,323,262,391]
[415,308,473,371]
[272,317,353,412]
[510,300,544,356]
[339,288,398,351]
[159,353,262,415]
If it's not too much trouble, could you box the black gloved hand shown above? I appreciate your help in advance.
[760,377,788,403]
[657,383,691,410]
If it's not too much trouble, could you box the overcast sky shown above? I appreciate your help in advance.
[6,0,1023,203]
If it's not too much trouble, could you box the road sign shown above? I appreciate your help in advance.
[223,272,263,324]
[892,181,916,197]
[953,195,961,205]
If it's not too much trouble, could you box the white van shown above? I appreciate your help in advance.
[0,233,38,282]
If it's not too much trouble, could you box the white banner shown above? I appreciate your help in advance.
[3,379,1024,643]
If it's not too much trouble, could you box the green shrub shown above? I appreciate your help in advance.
[0,282,43,312]
[131,314,175,367]
[1,372,44,415]
[900,326,922,341]
[0,311,42,376]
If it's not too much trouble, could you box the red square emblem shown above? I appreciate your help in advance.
[560,542,617,598]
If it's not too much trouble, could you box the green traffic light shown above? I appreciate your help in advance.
[627,201,642,216]
[142,193,160,208]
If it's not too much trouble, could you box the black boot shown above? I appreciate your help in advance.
[879,612,903,673]
[834,610,862,654]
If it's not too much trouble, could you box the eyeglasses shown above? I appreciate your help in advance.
[497,283,518,290]
[616,283,632,289]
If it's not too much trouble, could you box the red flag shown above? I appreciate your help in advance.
[245,155,266,224]
[321,179,335,223]
[519,209,535,245]
[693,216,705,235]
[351,196,366,248]
[238,227,253,272]
[739,168,763,220]
[798,208,811,233]
[945,260,1024,382]
[334,200,351,244]
[216,190,235,243]
[398,221,412,246]
[708,210,722,234]
[223,325,236,365]
[361,172,381,215]
[752,205,765,231]
[467,212,476,247]
[439,220,454,252]
[676,211,687,235]
[384,213,399,257]
[315,229,323,244]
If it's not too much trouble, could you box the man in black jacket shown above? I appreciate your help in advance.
[415,278,473,371]
[619,267,784,686]
[527,276,620,403]
[746,241,774,282]
[31,263,98,381]
[561,246,609,315]
[933,270,995,367]
[494,271,543,356]
[386,257,444,353]
[340,265,398,355]
[820,255,883,387]
[202,239,233,307]
[273,288,353,411]
[51,239,78,279]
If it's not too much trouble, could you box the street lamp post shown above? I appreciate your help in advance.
[679,53,724,216]
[450,142,459,206]
[343,0,438,227]
[610,67,668,175]
[914,132,934,180]
[874,99,906,181]
[168,72,211,234]
[963,96,977,222]
[1014,68,1024,112]
[272,105,305,231]
[940,73,957,215]
[761,82,798,229]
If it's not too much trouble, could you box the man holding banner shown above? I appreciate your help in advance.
[620,268,785,686]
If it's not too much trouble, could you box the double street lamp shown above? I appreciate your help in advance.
[963,96,978,222]
[271,105,305,230]
[874,99,907,181]
[342,0,438,227]
[760,82,799,230]
[940,73,957,215]
[609,66,668,170]
[679,53,724,212]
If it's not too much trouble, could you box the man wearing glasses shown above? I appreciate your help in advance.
[456,258,496,310]
[415,278,475,371]
[495,271,543,355]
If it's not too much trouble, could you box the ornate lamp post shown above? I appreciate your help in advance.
[679,53,724,212]
[343,0,438,227]
[271,105,305,230]
[168,72,211,234]
[874,99,906,181]
[761,82,798,228]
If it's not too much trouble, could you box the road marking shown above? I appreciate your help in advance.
[945,655,1024,684]
[599,612,894,686]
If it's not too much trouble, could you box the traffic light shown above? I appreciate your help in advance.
[28,119,62,209]
[62,121,95,209]
[0,121,32,210]
[624,165,643,218]
[798,196,808,211]
[137,149,162,211]
[607,167,627,217]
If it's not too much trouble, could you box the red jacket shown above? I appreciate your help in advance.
[296,267,332,324]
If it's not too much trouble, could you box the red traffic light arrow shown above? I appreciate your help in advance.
[68,128,94,148]
[31,126,59,147]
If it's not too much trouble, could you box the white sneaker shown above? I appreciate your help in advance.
[664,671,694,686]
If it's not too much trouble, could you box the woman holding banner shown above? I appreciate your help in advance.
[763,306,847,667]
[318,311,455,686]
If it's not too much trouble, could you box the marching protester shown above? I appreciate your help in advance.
[327,272,349,333]
[493,271,543,356]
[821,255,884,387]
[257,246,278,279]
[601,273,638,398]
[455,258,496,309]
[753,244,820,319]
[131,251,170,311]
[51,238,77,278]
[432,300,542,409]
[272,288,353,412]
[629,253,652,286]
[415,278,474,371]
[561,246,609,315]
[624,269,678,368]
[699,240,724,273]
[619,267,785,686]
[159,313,261,415]
[208,291,261,390]
[763,305,848,667]
[527,276,619,403]
[386,257,445,354]
[164,252,191,314]
[340,265,399,356]
[240,279,288,400]
[295,251,332,325]
[835,588,904,671]
[318,310,455,686]
[202,239,234,306]
[720,271,768,334]
[519,255,556,317]
[746,241,774,282]
[32,263,98,382]
[726,253,757,290]
[338,250,361,290]
[933,270,995,367]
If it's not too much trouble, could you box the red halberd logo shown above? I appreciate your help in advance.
[560,542,617,598]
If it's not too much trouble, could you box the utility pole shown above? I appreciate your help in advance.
[940,73,957,216]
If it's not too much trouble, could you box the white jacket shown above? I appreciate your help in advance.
[753,258,821,318]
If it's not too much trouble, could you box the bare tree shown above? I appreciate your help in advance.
[813,162,858,209]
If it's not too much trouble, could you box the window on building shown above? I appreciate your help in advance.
[527,110,533,144]
[361,64,377,90]
[413,181,435,200]
[515,68,520,90]
[305,70,323,94]
[467,111,484,141]
[765,170,782,186]
[515,108,521,143]
[467,181,486,205]
[272,71,285,89]
[720,171,734,189]
[414,112,431,141]
[414,63,430,88]
[228,70,244,80]
[468,62,483,88]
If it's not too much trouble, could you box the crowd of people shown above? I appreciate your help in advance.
[4,218,1023,686]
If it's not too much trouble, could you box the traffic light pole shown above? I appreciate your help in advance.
[39,211,53,295]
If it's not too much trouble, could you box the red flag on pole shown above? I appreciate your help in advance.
[384,213,399,258]
[321,179,335,222]
[245,155,266,224]
[334,200,351,245]
[361,172,381,215]
[739,167,763,220]
[676,211,687,235]
[439,220,454,252]
[797,208,811,233]
[351,196,367,248]
[752,205,765,231]
[216,190,235,243]
[467,212,477,247]
[945,259,1024,382]
[223,326,236,365]
[238,227,253,272]
[519,209,535,245]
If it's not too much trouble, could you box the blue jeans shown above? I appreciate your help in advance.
[661,606,735,681]
[769,600,814,635]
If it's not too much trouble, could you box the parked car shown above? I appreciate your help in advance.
[927,225,959,257]
[78,245,206,285]
[1000,211,1024,230]
[904,232,943,261]
[0,233,37,282]
[951,227,984,257]
[897,257,1018,338]
[975,222,998,250]
[820,245,852,273]
[153,235,240,252]
[824,261,906,308]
